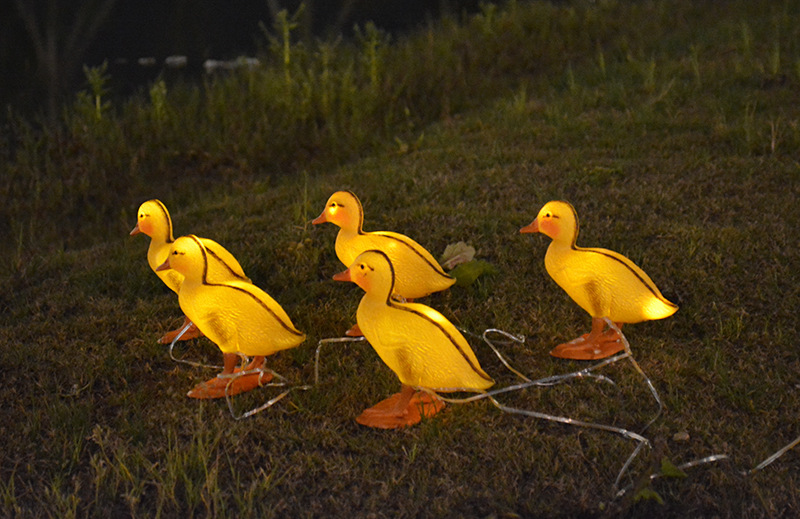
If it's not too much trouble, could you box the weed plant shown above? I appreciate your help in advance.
[0,0,723,270]
[1,0,800,517]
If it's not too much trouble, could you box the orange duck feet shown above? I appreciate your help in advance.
[356,389,445,429]
[187,369,274,399]
[345,323,363,337]
[159,318,203,344]
[550,328,624,360]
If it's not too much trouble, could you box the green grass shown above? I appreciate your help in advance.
[2,0,800,516]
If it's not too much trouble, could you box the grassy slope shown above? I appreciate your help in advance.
[2,1,800,517]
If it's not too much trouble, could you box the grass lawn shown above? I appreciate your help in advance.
[1,0,799,517]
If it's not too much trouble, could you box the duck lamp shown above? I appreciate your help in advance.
[313,190,455,300]
[156,235,306,399]
[333,249,494,429]
[520,200,678,360]
[130,199,250,344]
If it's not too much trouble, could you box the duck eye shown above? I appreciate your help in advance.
[330,202,337,208]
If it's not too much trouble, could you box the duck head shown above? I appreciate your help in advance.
[520,200,579,246]
[156,235,207,281]
[130,199,174,241]
[333,249,396,301]
[312,190,364,232]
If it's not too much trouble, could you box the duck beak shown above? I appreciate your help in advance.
[130,223,141,236]
[155,258,171,271]
[519,218,539,234]
[332,268,351,282]
[311,211,328,225]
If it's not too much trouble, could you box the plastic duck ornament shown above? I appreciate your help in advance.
[313,191,455,301]
[156,235,305,398]
[131,199,249,343]
[520,200,678,360]
[333,250,494,428]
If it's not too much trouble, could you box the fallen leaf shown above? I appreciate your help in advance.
[660,457,688,479]
[449,260,497,287]
[672,431,690,442]
[634,486,664,505]
[440,242,476,270]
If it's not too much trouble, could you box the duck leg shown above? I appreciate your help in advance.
[187,354,274,399]
[345,324,363,337]
[356,384,445,429]
[550,318,625,360]
[159,315,204,344]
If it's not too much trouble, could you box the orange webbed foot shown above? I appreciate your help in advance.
[187,368,274,399]
[356,390,445,429]
[159,318,203,344]
[345,323,363,337]
[550,325,624,360]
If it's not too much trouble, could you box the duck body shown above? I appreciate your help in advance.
[314,191,454,300]
[177,277,305,358]
[147,235,250,292]
[158,235,305,398]
[132,199,250,292]
[131,199,250,343]
[356,296,494,391]
[334,249,493,428]
[178,281,305,356]
[543,239,677,324]
[521,200,677,359]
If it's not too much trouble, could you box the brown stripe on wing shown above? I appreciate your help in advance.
[566,202,675,309]
[205,246,249,281]
[205,282,305,336]
[390,303,494,384]
[579,247,677,308]
[375,232,453,281]
[192,236,303,337]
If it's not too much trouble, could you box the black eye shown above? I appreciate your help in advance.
[331,202,337,208]
[545,212,551,218]
[359,264,365,270]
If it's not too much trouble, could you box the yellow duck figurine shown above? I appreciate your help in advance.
[130,199,250,344]
[156,235,306,399]
[313,190,455,301]
[333,249,494,429]
[520,200,678,360]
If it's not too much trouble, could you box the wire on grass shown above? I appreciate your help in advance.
[167,320,223,369]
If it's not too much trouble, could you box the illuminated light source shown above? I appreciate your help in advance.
[157,235,305,399]
[520,200,678,360]
[312,191,455,301]
[333,249,493,429]
[130,199,250,344]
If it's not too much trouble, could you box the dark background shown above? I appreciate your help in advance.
[1,0,485,118]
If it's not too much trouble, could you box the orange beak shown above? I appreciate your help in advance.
[519,218,539,234]
[155,258,171,271]
[130,223,141,236]
[311,211,328,225]
[332,268,351,282]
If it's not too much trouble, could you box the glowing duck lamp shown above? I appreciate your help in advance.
[333,249,494,429]
[156,235,306,399]
[313,190,455,300]
[131,199,250,344]
[520,200,678,360]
